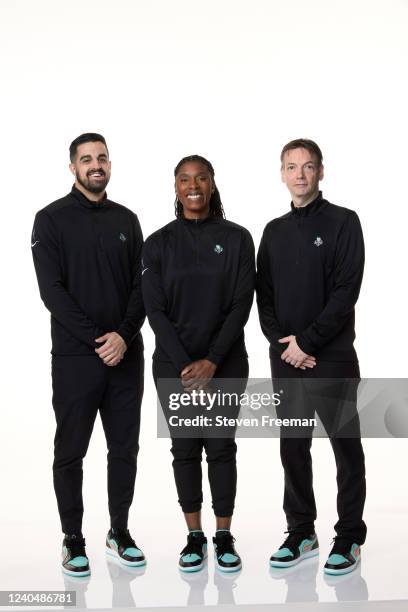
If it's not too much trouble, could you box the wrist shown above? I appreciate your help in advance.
[115,332,127,348]
[204,359,217,370]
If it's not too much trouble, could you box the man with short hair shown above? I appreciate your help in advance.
[32,133,146,576]
[256,138,366,575]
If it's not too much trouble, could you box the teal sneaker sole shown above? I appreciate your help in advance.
[62,566,91,577]
[106,546,146,567]
[270,547,319,568]
[324,556,360,576]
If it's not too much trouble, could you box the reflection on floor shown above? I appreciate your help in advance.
[1,522,407,611]
[54,553,391,610]
[2,436,407,610]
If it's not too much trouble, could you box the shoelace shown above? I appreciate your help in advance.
[329,537,352,556]
[214,533,236,558]
[280,531,308,551]
[112,529,137,550]
[180,534,205,557]
[66,537,86,558]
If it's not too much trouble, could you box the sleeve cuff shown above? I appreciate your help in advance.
[270,341,286,356]
[296,333,316,355]
[269,331,287,355]
[205,351,222,367]
[92,326,107,348]
[117,327,133,348]
[178,358,193,374]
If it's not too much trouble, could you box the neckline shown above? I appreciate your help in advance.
[70,184,109,209]
[178,215,222,226]
[290,191,325,217]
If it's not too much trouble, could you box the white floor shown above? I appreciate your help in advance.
[2,383,407,611]
[1,505,407,611]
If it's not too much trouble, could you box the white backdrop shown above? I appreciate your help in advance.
[0,0,407,604]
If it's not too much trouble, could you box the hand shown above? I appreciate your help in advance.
[300,357,317,370]
[279,335,316,369]
[95,332,127,366]
[181,359,217,391]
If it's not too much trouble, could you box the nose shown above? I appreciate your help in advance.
[188,176,200,189]
[296,166,305,179]
[91,160,104,169]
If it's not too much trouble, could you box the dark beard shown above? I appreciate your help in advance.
[77,170,109,194]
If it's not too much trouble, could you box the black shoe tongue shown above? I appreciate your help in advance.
[112,528,128,537]
[190,531,204,537]
[333,539,351,554]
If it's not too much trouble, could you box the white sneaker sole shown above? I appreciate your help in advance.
[106,546,146,567]
[270,547,319,568]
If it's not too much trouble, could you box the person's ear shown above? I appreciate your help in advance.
[319,164,324,181]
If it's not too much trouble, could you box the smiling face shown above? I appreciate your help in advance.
[69,140,111,199]
[175,161,215,219]
[281,147,324,207]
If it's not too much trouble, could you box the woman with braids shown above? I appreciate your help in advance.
[142,155,255,572]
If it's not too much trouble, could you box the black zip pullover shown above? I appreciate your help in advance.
[32,185,144,356]
[256,192,364,362]
[142,217,255,373]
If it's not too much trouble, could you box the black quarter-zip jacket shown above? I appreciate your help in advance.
[256,192,364,362]
[32,185,145,356]
[142,216,255,373]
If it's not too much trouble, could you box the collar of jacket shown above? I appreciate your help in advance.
[70,184,109,209]
[178,215,223,226]
[290,191,325,217]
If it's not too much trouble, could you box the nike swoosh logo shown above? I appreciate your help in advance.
[31,241,39,247]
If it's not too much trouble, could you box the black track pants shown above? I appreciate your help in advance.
[51,348,144,534]
[271,358,367,544]
[153,355,249,517]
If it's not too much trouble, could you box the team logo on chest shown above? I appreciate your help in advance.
[314,236,323,247]
[214,244,224,254]
[119,232,127,242]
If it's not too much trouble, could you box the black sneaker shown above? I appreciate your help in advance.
[269,532,319,568]
[324,538,361,575]
[62,534,90,577]
[179,531,208,572]
[213,530,242,572]
[106,528,146,567]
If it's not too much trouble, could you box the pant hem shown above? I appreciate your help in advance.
[181,506,202,514]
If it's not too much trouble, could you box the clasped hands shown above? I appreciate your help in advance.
[95,332,127,366]
[179,336,315,389]
[279,335,316,370]
[181,359,217,391]
[93,333,314,372]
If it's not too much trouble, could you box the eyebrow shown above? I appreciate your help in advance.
[286,161,316,167]
[178,172,209,178]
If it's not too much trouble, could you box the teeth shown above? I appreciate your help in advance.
[187,194,202,199]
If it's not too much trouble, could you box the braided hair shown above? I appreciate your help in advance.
[174,154,225,219]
